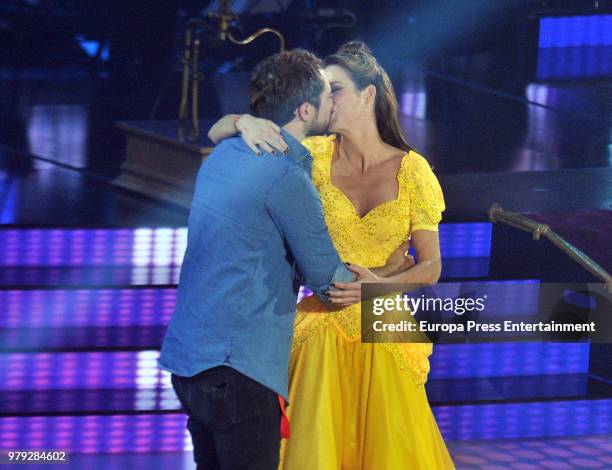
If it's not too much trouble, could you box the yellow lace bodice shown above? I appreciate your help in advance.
[293,135,446,385]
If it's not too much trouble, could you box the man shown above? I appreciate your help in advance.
[159,49,367,469]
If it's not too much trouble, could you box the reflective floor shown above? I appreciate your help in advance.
[17,434,612,470]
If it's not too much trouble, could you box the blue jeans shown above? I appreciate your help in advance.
[171,366,281,470]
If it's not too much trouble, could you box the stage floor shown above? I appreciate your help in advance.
[1,165,609,225]
[18,434,612,470]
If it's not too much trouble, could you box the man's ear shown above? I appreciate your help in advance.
[295,102,313,123]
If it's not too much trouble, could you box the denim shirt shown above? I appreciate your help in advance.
[158,130,354,400]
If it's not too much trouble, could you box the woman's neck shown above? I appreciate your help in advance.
[336,120,387,173]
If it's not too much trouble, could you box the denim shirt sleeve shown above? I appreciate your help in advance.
[266,167,352,304]
[330,262,355,284]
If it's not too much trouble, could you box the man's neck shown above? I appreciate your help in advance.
[282,122,306,142]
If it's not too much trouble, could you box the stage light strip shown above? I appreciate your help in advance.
[0,228,188,267]
[0,399,610,452]
[0,351,169,391]
[429,342,589,379]
[439,223,491,259]
[0,289,177,328]
[0,280,540,329]
[536,46,612,79]
[434,399,612,441]
[539,15,612,48]
[0,343,589,390]
[0,414,190,454]
[0,223,491,266]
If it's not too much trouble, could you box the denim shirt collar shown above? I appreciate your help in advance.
[280,128,312,175]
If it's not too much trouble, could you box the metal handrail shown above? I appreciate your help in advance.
[488,203,611,293]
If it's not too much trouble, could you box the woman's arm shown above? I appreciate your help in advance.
[372,240,414,277]
[327,230,441,305]
[383,230,441,285]
[207,114,242,144]
[207,114,289,155]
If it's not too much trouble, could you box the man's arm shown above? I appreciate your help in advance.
[265,167,355,304]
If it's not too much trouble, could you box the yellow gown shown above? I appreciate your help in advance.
[279,135,455,470]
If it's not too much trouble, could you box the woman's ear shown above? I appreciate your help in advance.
[363,84,376,110]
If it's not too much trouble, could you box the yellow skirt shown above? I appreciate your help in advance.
[279,322,455,470]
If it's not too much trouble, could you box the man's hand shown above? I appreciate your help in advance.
[383,240,415,276]
[326,264,382,308]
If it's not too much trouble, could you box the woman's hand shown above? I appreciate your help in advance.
[235,115,289,156]
[326,264,382,307]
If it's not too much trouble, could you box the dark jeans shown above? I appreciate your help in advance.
[171,366,281,470]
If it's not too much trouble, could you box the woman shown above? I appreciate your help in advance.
[208,41,454,469]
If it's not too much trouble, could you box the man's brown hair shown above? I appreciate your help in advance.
[250,49,324,126]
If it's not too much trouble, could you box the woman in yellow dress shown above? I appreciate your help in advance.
[209,41,454,469]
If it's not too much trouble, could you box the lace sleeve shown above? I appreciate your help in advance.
[404,152,445,232]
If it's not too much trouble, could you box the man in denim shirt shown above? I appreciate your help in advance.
[159,50,370,469]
